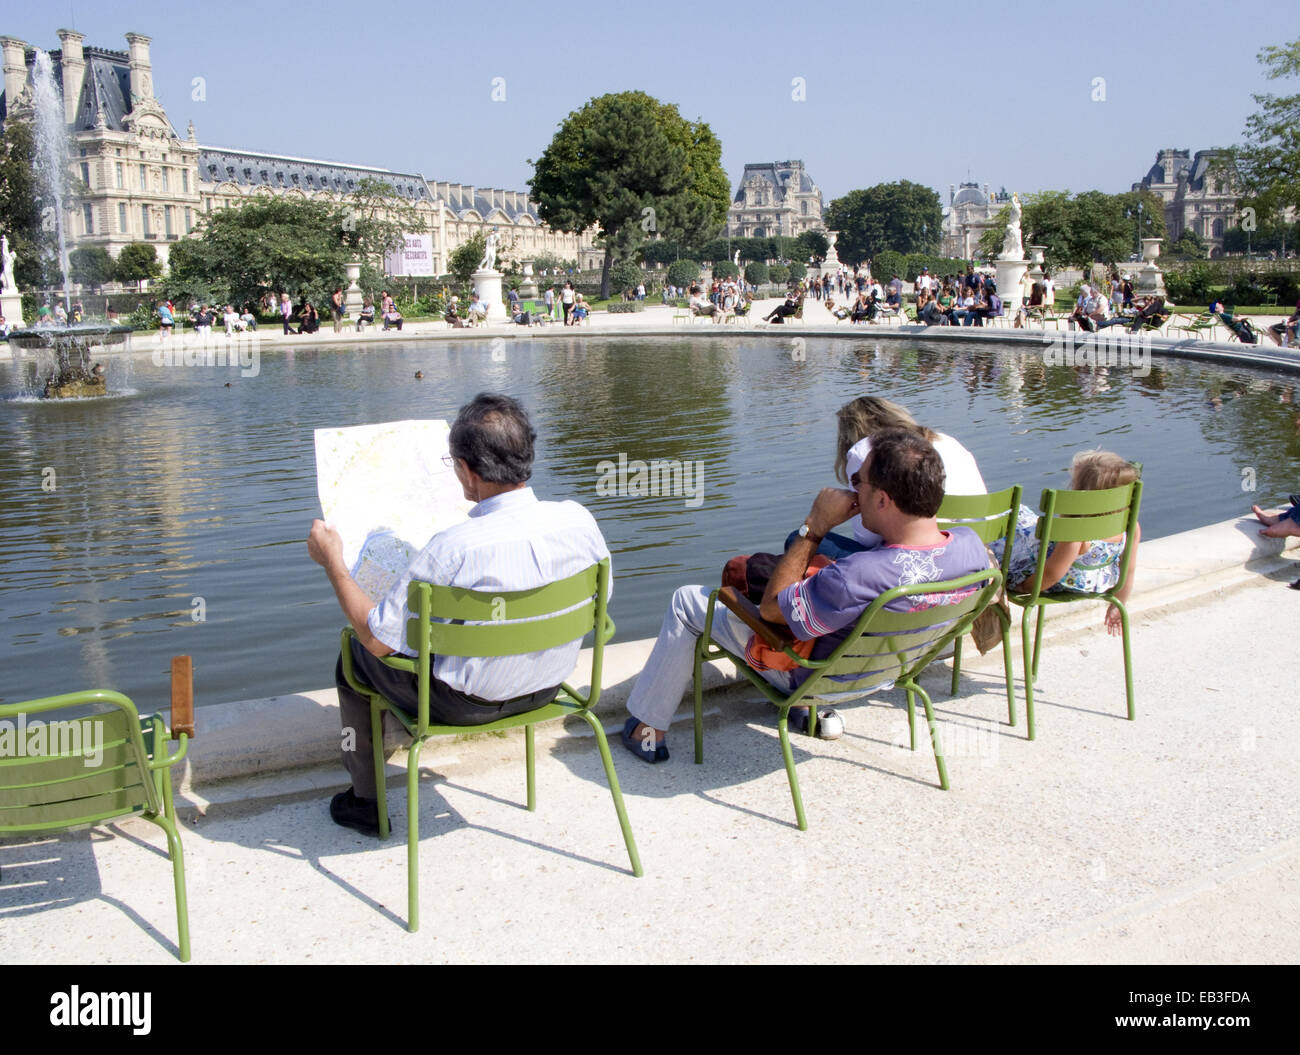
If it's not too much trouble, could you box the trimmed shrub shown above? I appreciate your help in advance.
[610,259,644,297]
[744,261,769,286]
[767,263,789,285]
[605,301,645,313]
[787,261,807,282]
[667,259,702,289]
[712,260,739,280]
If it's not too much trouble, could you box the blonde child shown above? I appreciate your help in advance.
[993,451,1141,636]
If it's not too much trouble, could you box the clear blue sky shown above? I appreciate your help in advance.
[8,0,1294,204]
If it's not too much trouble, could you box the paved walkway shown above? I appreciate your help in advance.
[2,555,1296,964]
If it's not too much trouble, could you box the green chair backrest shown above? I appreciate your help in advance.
[0,692,161,836]
[938,486,1022,580]
[1026,481,1143,597]
[794,568,1001,702]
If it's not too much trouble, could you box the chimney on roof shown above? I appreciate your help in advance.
[125,32,153,105]
[56,29,85,124]
[1,37,27,109]
[949,183,955,205]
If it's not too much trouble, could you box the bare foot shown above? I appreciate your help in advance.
[1252,504,1281,527]
[1260,517,1300,538]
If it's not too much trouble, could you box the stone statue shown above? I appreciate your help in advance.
[478,228,499,272]
[0,235,16,295]
[734,249,741,269]
[1000,193,1024,261]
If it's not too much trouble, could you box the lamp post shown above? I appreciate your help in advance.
[1135,200,1143,258]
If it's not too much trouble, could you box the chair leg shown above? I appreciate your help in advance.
[1022,610,1037,741]
[1000,625,1017,727]
[370,701,390,840]
[776,710,808,831]
[579,711,643,876]
[1031,607,1047,681]
[1115,599,1136,721]
[152,814,191,962]
[406,738,423,933]
[914,684,950,790]
[907,687,917,750]
[950,635,963,696]
[693,641,706,764]
[525,724,537,811]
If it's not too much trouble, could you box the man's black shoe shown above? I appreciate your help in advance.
[330,788,387,836]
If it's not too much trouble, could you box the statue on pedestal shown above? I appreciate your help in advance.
[1,234,17,295]
[999,194,1024,261]
[478,228,499,272]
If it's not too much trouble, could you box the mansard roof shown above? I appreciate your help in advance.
[197,146,431,200]
[732,160,817,203]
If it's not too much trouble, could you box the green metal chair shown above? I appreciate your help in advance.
[692,568,1001,830]
[0,657,195,961]
[1008,481,1143,740]
[938,486,1023,726]
[339,557,641,932]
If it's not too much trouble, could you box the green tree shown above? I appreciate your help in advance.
[69,246,115,291]
[115,242,162,289]
[823,181,942,264]
[529,91,729,298]
[343,176,426,266]
[1167,228,1207,259]
[787,261,807,282]
[712,259,738,280]
[610,258,643,297]
[767,263,789,286]
[743,261,769,286]
[667,259,701,289]
[448,232,486,287]
[793,229,830,264]
[165,197,348,305]
[1228,39,1300,217]
[0,120,58,289]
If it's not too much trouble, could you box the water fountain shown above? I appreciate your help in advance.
[3,49,132,398]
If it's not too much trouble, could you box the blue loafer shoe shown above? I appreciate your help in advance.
[621,717,669,763]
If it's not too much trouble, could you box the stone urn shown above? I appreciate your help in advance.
[1141,238,1162,265]
[518,261,539,299]
[344,261,364,315]
[1027,246,1046,282]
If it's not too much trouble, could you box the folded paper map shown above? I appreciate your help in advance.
[314,419,473,601]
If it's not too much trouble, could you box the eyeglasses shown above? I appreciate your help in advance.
[441,455,456,468]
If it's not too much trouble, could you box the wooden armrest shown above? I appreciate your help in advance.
[170,655,195,739]
[718,587,797,649]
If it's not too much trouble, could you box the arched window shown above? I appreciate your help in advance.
[801,201,808,216]
[1212,218,1224,238]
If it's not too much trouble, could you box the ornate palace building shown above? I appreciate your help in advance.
[0,30,600,277]
[1131,148,1238,258]
[940,181,1011,260]
[726,161,824,239]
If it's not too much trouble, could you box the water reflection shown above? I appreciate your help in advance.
[1,336,1295,707]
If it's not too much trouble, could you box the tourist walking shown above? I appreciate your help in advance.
[280,292,293,335]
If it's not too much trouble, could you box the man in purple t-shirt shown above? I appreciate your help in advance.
[621,428,988,762]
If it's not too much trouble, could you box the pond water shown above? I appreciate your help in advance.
[1,334,1297,707]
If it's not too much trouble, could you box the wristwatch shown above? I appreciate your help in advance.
[797,522,823,544]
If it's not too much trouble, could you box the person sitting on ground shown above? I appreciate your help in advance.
[991,450,1141,634]
[240,306,258,331]
[381,301,403,331]
[1251,496,1300,540]
[1210,300,1258,344]
[619,428,990,761]
[297,300,320,335]
[356,296,375,331]
[223,304,245,335]
[763,294,801,324]
[917,290,946,326]
[308,393,612,832]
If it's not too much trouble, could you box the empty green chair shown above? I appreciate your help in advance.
[692,568,1001,830]
[0,658,195,961]
[339,557,641,932]
[938,486,1022,725]
[1008,481,1143,740]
